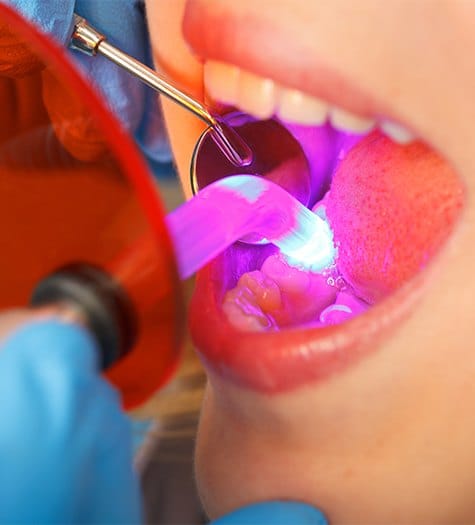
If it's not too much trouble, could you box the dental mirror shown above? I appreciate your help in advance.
[191,112,312,244]
[69,15,312,222]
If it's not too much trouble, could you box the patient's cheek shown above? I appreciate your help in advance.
[326,132,464,304]
[146,0,202,93]
[146,0,206,197]
[160,99,206,198]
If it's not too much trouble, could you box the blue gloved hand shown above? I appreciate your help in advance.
[210,501,328,525]
[0,319,142,524]
[5,0,171,165]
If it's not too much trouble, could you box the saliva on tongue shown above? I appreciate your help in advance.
[224,130,464,332]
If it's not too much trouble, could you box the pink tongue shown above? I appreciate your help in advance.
[326,131,464,304]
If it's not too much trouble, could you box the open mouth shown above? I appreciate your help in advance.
[182,4,465,393]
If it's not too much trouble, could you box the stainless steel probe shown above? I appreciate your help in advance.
[70,14,252,168]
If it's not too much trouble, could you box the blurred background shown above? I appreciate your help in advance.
[131,169,207,525]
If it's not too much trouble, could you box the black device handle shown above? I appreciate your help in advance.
[30,263,137,370]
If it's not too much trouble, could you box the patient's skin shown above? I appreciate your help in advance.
[146,1,475,523]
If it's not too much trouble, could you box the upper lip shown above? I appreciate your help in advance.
[183,0,394,120]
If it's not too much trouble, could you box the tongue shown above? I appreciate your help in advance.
[326,131,464,304]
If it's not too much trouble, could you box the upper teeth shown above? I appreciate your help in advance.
[204,60,415,144]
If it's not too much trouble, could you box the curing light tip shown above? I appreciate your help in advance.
[166,175,336,279]
[276,206,336,273]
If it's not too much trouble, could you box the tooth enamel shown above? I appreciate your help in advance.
[203,60,240,105]
[239,271,282,312]
[319,303,353,325]
[238,70,277,120]
[203,60,386,133]
[261,254,311,295]
[380,120,415,144]
[223,251,339,330]
[222,271,280,332]
[277,88,328,125]
[222,299,270,331]
[329,107,376,133]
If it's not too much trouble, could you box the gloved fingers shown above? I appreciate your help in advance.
[0,63,111,163]
[73,0,148,134]
[82,390,142,524]
[0,0,75,78]
[0,309,37,339]
[0,318,123,448]
[0,318,140,523]
[210,501,328,525]
[0,75,87,185]
[0,320,99,470]
[0,16,108,164]
[3,1,165,164]
[41,67,111,162]
[41,0,151,162]
[0,74,49,146]
[0,318,98,374]
[0,16,43,77]
[1,1,147,161]
[0,317,129,445]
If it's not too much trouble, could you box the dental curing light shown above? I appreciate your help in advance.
[0,4,181,409]
[167,175,335,278]
[0,5,327,409]
[31,173,334,374]
[278,209,336,272]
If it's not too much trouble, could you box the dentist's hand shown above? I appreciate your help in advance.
[1,0,170,164]
[209,501,328,525]
[0,315,141,523]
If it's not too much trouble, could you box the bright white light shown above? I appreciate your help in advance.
[276,207,336,273]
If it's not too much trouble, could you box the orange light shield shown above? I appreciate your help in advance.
[0,4,183,409]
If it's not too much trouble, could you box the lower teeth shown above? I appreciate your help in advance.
[222,248,369,332]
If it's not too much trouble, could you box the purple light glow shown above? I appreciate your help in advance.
[166,175,335,280]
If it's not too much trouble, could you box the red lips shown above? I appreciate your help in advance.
[183,1,465,393]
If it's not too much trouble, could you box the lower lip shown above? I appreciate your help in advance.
[189,249,428,393]
[187,121,434,392]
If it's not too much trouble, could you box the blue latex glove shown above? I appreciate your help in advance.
[210,501,328,525]
[5,0,171,165]
[0,320,141,524]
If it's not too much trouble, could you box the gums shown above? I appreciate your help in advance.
[220,127,464,332]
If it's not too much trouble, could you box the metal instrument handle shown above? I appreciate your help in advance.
[70,15,252,167]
